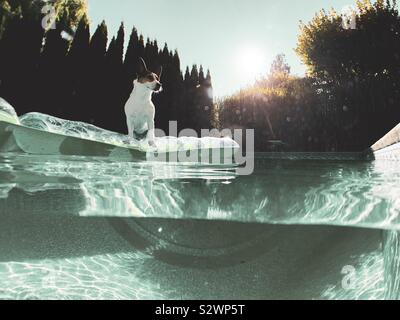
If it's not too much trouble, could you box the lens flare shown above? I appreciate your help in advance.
[234,46,268,87]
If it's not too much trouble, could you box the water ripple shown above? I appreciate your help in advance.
[0,252,168,300]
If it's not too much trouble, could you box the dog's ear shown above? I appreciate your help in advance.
[138,57,148,76]
[156,65,163,80]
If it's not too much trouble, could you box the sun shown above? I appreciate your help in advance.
[234,46,268,88]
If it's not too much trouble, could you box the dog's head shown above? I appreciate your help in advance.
[137,58,163,92]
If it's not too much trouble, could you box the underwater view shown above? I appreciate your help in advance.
[0,150,397,300]
[1,0,400,304]
[0,149,399,300]
[0,100,399,300]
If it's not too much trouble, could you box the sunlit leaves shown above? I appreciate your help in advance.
[296,0,400,82]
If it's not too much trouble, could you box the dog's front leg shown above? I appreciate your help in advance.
[126,117,134,138]
[147,118,156,146]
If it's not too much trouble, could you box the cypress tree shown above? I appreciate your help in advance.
[65,15,90,121]
[68,16,90,66]
[114,22,125,67]
[143,38,152,67]
[0,10,22,106]
[0,4,44,112]
[199,65,205,86]
[198,69,214,130]
[171,50,184,130]
[169,49,184,131]
[181,66,194,130]
[38,12,71,117]
[124,27,143,82]
[153,43,171,132]
[205,69,212,86]
[123,27,146,120]
[20,7,44,112]
[187,64,213,132]
[102,22,125,131]
[143,38,160,71]
[152,40,159,67]
[84,20,108,125]
[190,65,201,130]
[138,34,145,56]
[89,20,108,62]
[105,37,116,63]
[0,5,214,136]
[190,64,199,87]
[172,51,182,77]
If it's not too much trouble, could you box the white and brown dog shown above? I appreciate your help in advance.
[124,58,162,146]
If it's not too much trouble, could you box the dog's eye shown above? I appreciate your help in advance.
[147,75,154,81]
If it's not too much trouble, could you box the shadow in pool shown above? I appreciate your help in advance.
[0,189,134,262]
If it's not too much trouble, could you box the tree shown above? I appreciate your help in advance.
[52,0,88,33]
[83,20,108,125]
[219,57,325,151]
[296,0,400,82]
[1,0,88,33]
[0,2,214,137]
[0,0,12,36]
[199,65,205,85]
[89,22,126,131]
[0,5,44,111]
[270,54,291,76]
[64,15,90,121]
[196,67,214,130]
[153,43,172,132]
[124,27,144,84]
[38,12,71,116]
[296,0,400,149]
[190,64,199,86]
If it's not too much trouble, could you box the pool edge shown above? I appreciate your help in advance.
[368,123,400,161]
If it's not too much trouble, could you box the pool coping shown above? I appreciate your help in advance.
[368,123,400,161]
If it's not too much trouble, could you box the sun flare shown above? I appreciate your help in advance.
[235,46,268,88]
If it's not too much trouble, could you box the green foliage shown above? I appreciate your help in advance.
[294,0,400,149]
[0,2,214,134]
[270,54,291,76]
[220,0,400,152]
[219,55,324,151]
[296,0,400,82]
[0,0,88,35]
[52,0,88,29]
[0,1,12,37]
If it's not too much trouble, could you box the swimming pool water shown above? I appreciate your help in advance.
[0,153,399,299]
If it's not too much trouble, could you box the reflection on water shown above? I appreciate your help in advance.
[0,253,167,300]
[0,154,399,229]
[0,153,399,299]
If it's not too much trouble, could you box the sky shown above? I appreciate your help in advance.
[87,0,353,97]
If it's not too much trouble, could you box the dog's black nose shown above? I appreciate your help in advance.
[156,83,162,91]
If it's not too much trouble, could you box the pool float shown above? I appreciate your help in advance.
[0,98,239,163]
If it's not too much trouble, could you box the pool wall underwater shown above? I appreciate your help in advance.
[369,123,400,300]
